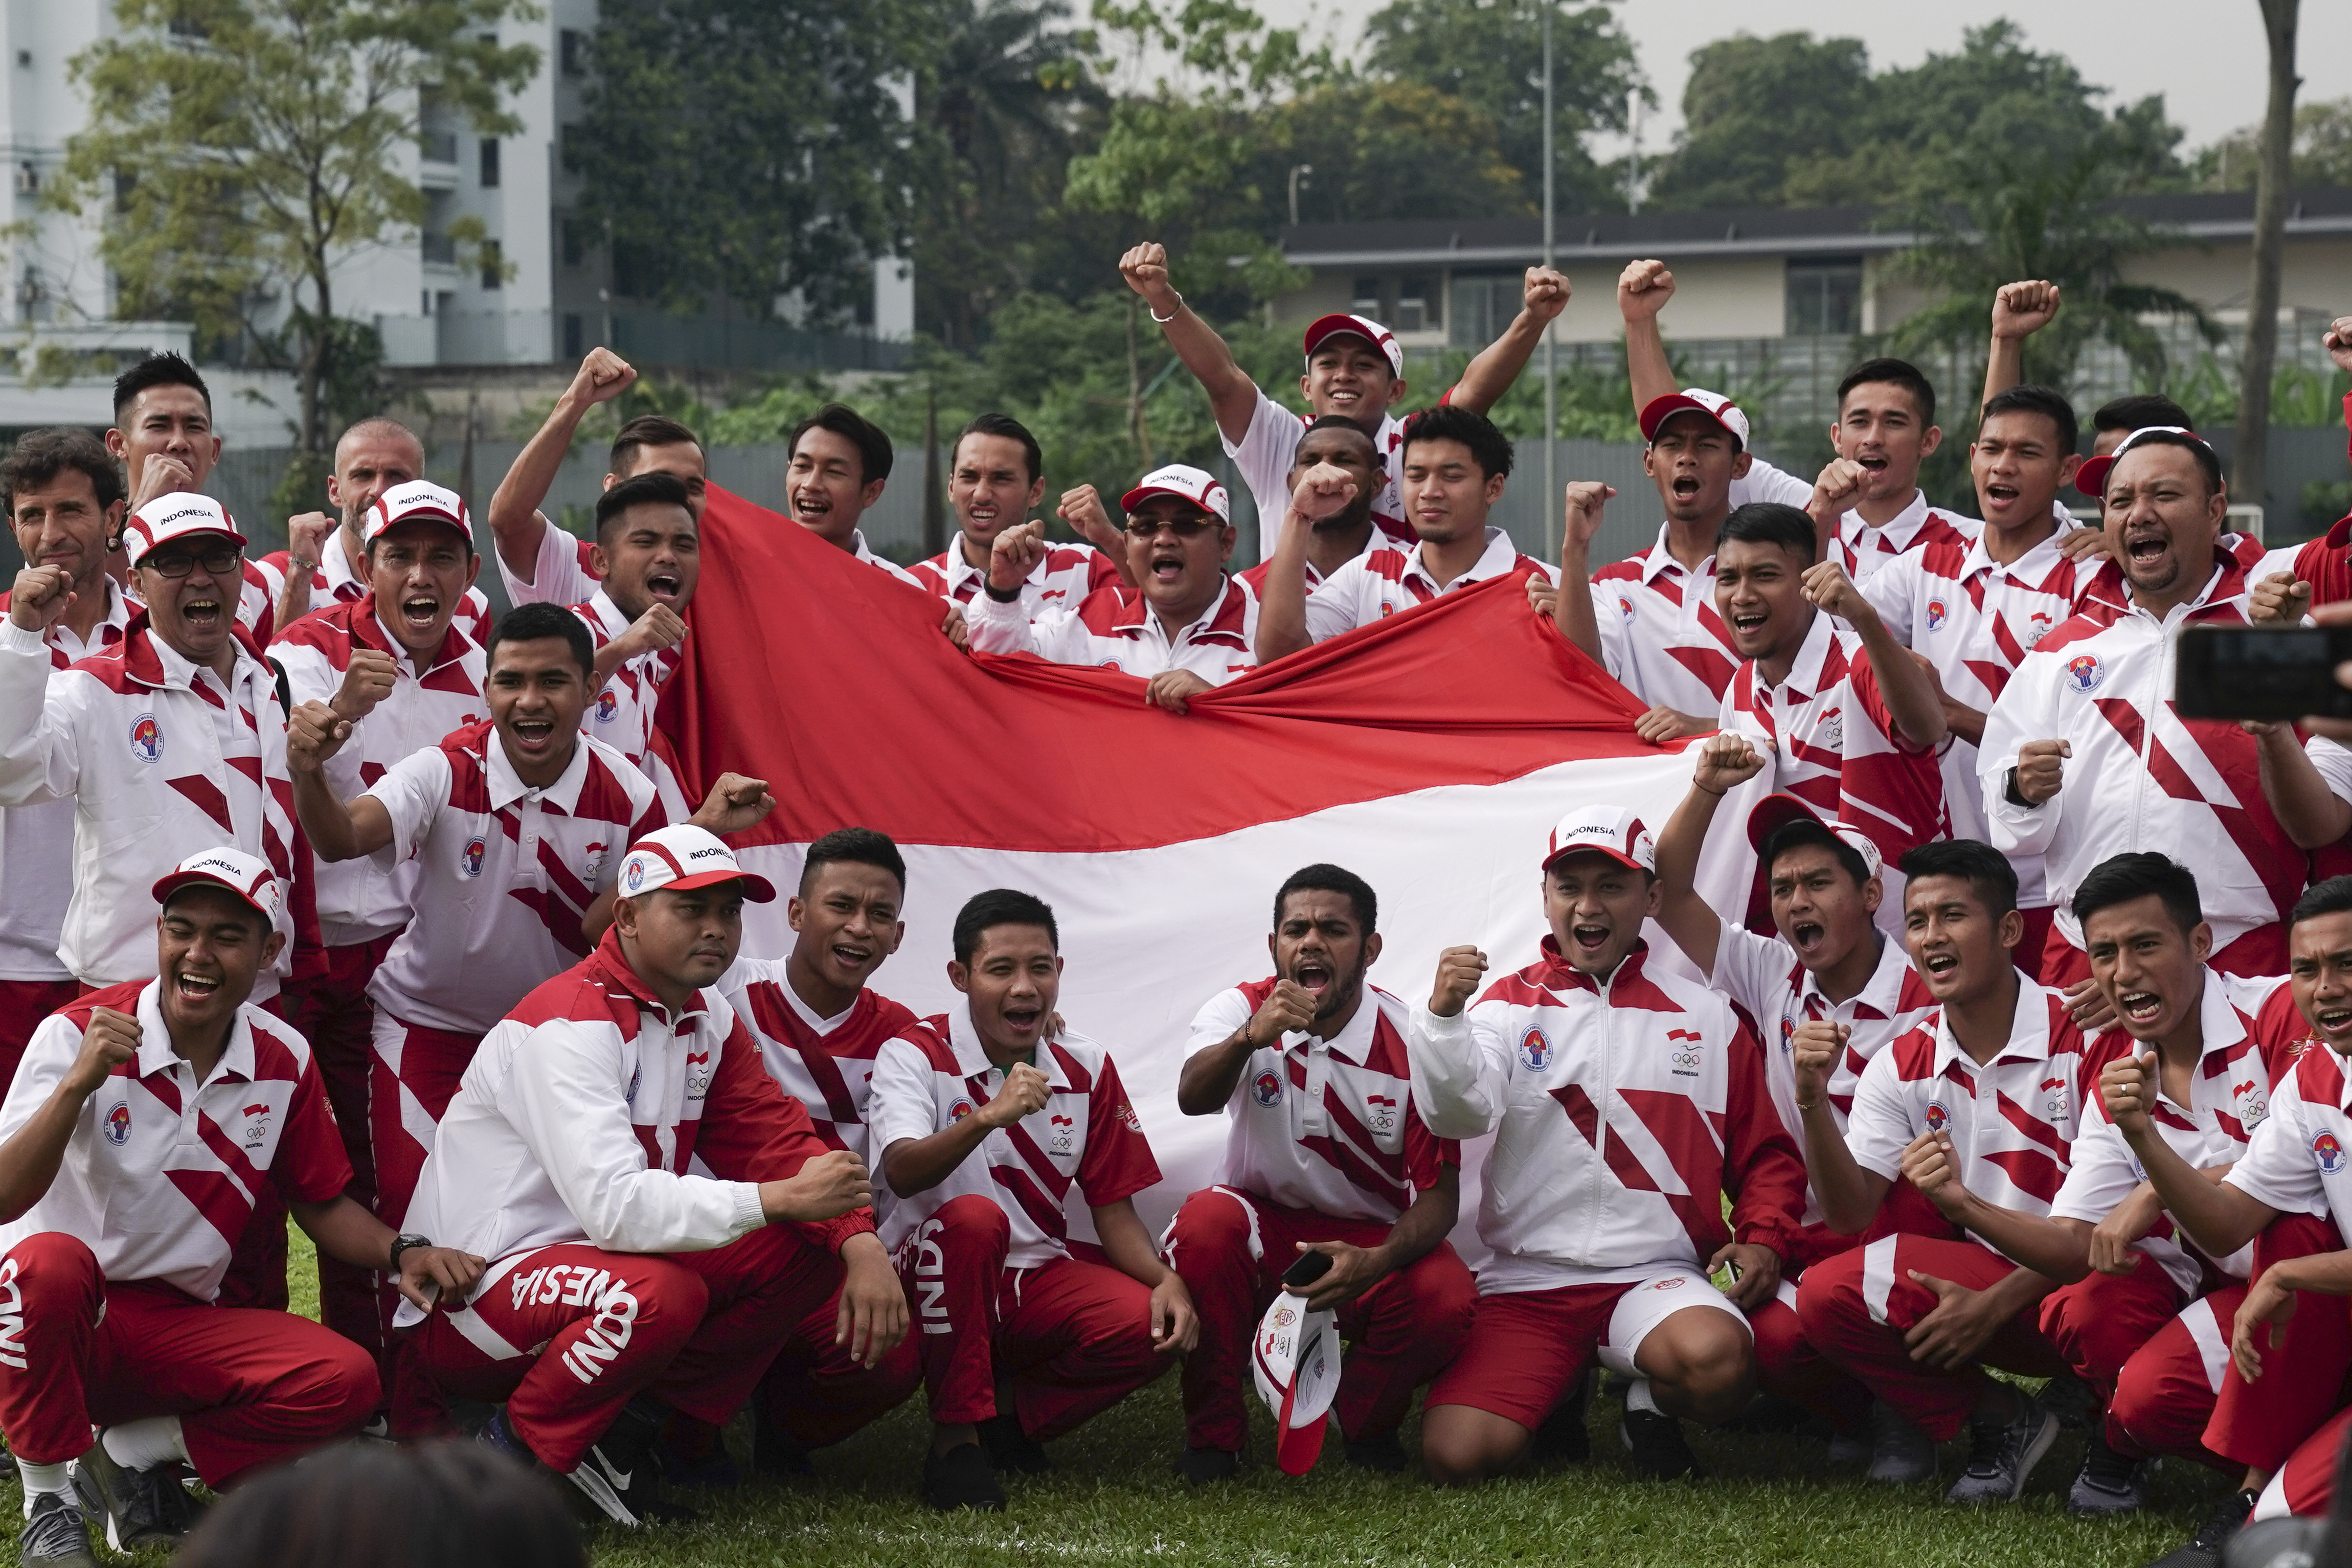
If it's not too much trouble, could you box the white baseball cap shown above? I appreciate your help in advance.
[1301,313,1404,379]
[152,846,283,925]
[1542,806,1657,875]
[2075,424,2215,501]
[1119,464,1230,524]
[1251,1293,1341,1475]
[1639,388,1751,452]
[122,493,246,569]
[615,824,777,903]
[362,480,471,549]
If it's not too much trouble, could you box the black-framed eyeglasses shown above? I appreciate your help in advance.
[1124,515,1215,540]
[141,547,242,579]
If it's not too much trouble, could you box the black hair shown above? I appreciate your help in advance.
[789,403,894,485]
[594,470,695,543]
[112,351,211,421]
[2,426,125,517]
[1838,357,1935,427]
[486,601,596,682]
[1401,404,1513,480]
[952,889,1057,966]
[1898,838,2019,920]
[2092,393,2193,436]
[2108,429,2224,501]
[955,413,1042,486]
[1298,412,1381,460]
[800,826,907,899]
[1274,863,1378,934]
[1979,384,2079,457]
[1761,819,1870,890]
[1715,501,1819,561]
[2291,875,2352,928]
[2071,852,2203,937]
[609,415,701,473]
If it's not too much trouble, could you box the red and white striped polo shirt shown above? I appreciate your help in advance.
[361,720,663,1036]
[1718,611,1945,890]
[2054,970,2306,1290]
[1589,528,1743,717]
[1185,980,1455,1222]
[1828,491,1981,588]
[1408,940,1805,1293]
[1979,548,2302,954]
[907,538,1119,615]
[272,600,487,946]
[1299,528,1557,645]
[0,980,347,1300]
[496,515,602,610]
[257,533,492,645]
[868,1010,1160,1271]
[719,958,918,1164]
[568,589,681,776]
[1845,974,2125,1237]
[2226,1033,2352,1248]
[969,575,1260,687]
[1711,922,1936,1145]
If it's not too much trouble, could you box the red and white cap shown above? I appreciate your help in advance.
[361,479,471,549]
[616,824,777,903]
[152,846,283,925]
[1119,464,1230,524]
[1743,792,1883,933]
[1639,388,1751,451]
[122,493,246,569]
[1542,806,1656,875]
[1251,1293,1341,1476]
[1301,313,1403,379]
[2075,425,2213,500]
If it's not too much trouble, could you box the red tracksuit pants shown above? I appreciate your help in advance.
[1162,1185,1477,1452]
[292,935,395,1362]
[1795,1233,2070,1441]
[2040,1252,2252,1469]
[2205,1213,2352,1474]
[899,1194,1170,1441]
[0,1234,377,1486]
[414,1223,867,1473]
[0,978,79,1092]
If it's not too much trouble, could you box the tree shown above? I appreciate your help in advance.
[1361,0,1645,213]
[1247,78,1527,226]
[2235,0,2301,517]
[574,0,932,324]
[1644,32,1871,210]
[54,0,538,466]
[2193,97,2352,189]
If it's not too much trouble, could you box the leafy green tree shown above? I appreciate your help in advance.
[1361,0,1645,214]
[54,0,538,464]
[1246,78,1527,225]
[2195,96,2352,188]
[1644,32,1871,209]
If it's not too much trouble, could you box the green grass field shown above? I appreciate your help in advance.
[0,1234,2230,1566]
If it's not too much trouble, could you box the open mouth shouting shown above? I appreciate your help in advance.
[1981,479,2021,512]
[788,486,830,524]
[1728,604,1773,650]
[1855,454,1891,482]
[2314,1000,2352,1046]
[1669,472,1703,504]
[505,711,559,759]
[1147,543,1187,585]
[399,592,443,633]
[828,936,875,974]
[1291,955,1334,1001]
[2122,525,2172,575]
[171,964,223,1007]
[179,593,223,632]
[644,568,685,606]
[1000,999,1045,1037]
[1785,917,1827,958]
[1569,918,1614,959]
[1918,948,1961,985]
[2116,988,2165,1031]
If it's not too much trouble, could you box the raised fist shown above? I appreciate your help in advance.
[1617,260,1674,322]
[1991,281,2061,340]
[1119,242,1179,314]
[570,347,638,407]
[1428,945,1489,1019]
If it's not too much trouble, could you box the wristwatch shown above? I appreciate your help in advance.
[389,1232,432,1270]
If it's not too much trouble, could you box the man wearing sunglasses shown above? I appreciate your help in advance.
[0,493,306,1005]
[966,465,1255,716]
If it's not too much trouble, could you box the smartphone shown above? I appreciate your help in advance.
[2175,624,2352,722]
[1281,1251,1333,1289]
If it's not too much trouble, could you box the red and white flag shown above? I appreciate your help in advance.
[661,487,1731,1233]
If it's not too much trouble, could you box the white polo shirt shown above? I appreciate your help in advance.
[1298,528,1557,644]
[2226,1038,2352,1244]
[719,958,919,1164]
[1223,389,1413,547]
[1710,922,1936,1147]
[569,590,681,775]
[968,575,1260,687]
[1589,529,1743,717]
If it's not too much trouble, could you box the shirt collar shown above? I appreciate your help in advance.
[131,979,256,1085]
[1957,522,2072,583]
[325,528,364,594]
[2191,966,2251,1071]
[1284,984,1381,1064]
[1842,490,1931,553]
[486,723,592,813]
[1931,969,2053,1077]
[1759,610,1837,702]
[1403,528,1519,594]
[582,590,630,639]
[779,969,856,1035]
[1639,523,1708,583]
[1109,575,1248,647]
[587,928,711,1030]
[1800,932,1912,1020]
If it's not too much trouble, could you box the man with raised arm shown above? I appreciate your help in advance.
[907,415,1121,613]
[1165,863,1474,1484]
[869,890,1195,1512]
[1120,242,1567,587]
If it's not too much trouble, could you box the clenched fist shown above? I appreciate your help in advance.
[1692,731,1765,796]
[1790,1019,1848,1113]
[1562,482,1614,554]
[1522,265,1571,324]
[1290,462,1359,525]
[765,1149,873,1222]
[569,347,638,408]
[988,520,1048,594]
[1246,979,1318,1047]
[984,1061,1053,1128]
[2100,1050,2160,1139]
[2012,738,2069,806]
[613,602,688,662]
[1811,457,1867,520]
[286,698,354,773]
[1991,280,2061,340]
[331,647,398,722]
[7,564,73,632]
[1428,945,1489,1019]
[1120,242,1180,316]
[67,1007,140,1098]
[2249,571,2312,626]
[1617,260,1674,322]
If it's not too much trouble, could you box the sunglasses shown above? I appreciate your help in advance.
[1123,515,1216,540]
[141,546,242,579]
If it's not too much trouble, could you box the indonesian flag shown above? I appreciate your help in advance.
[662,487,1735,1236]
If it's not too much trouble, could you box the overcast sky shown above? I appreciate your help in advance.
[1255,1,2352,160]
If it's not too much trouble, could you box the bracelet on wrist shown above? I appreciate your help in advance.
[983,580,1023,604]
[289,556,317,574]
[1149,290,1185,325]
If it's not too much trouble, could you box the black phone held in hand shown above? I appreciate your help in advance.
[2176,624,2352,723]
[1281,1250,1333,1288]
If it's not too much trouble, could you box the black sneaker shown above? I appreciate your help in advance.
[74,1441,203,1551]
[2041,1371,2097,1430]
[751,1400,815,1480]
[659,1413,741,1489]
[1345,1429,1409,1473]
[479,1405,663,1529]
[1945,1394,2059,1504]
[583,1396,698,1525]
[1619,1407,1703,1480]
[1531,1374,1592,1464]
[17,1491,97,1568]
[1175,1445,1241,1486]
[922,1443,1007,1511]
[978,1413,1051,1474]
[1721,1393,1823,1435]
[2067,1424,2145,1516]
[2143,1488,2256,1568]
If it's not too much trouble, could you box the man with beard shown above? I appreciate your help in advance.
[1163,864,1474,1484]
[254,418,489,642]
[1980,429,2306,981]
[908,416,1121,615]
[1254,408,1554,664]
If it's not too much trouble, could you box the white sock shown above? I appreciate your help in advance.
[16,1458,72,1515]
[100,1416,187,1473]
[1624,1378,1661,1416]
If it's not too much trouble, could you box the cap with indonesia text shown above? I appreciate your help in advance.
[2074,425,2217,501]
[362,480,472,549]
[615,824,777,903]
[1251,1292,1342,1475]
[1120,464,1230,524]
[152,846,283,926]
[122,493,246,570]
[1639,388,1751,452]
[1300,313,1404,379]
[1542,806,1656,875]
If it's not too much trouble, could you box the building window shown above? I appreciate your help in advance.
[559,124,581,174]
[561,218,585,267]
[480,239,503,290]
[1394,274,1439,334]
[1787,257,1863,337]
[1349,276,1384,321]
[560,29,588,75]
[479,138,500,188]
[1448,275,1520,349]
[563,313,584,358]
